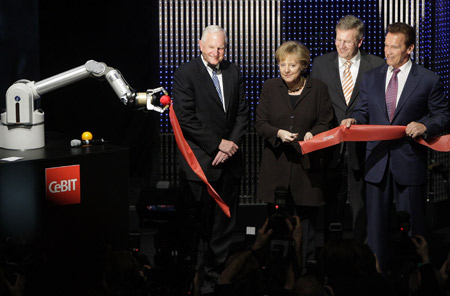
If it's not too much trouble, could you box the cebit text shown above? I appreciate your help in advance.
[49,179,78,193]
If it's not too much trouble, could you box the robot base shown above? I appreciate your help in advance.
[0,110,45,150]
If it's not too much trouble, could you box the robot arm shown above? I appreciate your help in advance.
[3,60,168,126]
[1,60,170,150]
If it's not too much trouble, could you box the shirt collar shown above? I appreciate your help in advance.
[201,55,220,72]
[338,50,361,68]
[388,59,412,74]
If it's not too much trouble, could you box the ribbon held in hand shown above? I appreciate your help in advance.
[169,103,230,218]
[299,125,450,154]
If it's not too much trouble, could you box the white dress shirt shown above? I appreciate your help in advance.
[338,50,361,86]
[201,55,225,111]
[385,59,412,107]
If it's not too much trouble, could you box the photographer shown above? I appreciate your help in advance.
[387,212,444,296]
[408,235,443,296]
[215,215,302,295]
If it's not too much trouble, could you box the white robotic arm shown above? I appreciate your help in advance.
[0,60,169,150]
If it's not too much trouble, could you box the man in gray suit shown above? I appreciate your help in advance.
[311,15,384,243]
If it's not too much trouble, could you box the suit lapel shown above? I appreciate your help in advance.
[394,63,421,119]
[328,53,345,104]
[221,61,232,112]
[351,53,371,105]
[377,65,390,120]
[196,58,225,109]
[276,78,292,111]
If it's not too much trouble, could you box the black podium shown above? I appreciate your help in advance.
[0,134,129,269]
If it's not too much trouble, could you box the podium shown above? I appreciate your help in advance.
[0,133,129,259]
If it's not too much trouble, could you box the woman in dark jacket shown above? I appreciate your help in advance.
[255,40,334,267]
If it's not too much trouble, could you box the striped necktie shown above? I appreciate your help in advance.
[386,68,401,122]
[211,67,224,105]
[342,60,353,105]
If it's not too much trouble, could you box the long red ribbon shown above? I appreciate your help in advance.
[169,103,231,218]
[299,125,450,154]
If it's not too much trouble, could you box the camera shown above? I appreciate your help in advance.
[389,211,418,266]
[267,187,296,257]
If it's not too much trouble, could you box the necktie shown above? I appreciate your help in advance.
[342,60,353,105]
[385,68,401,122]
[211,68,224,105]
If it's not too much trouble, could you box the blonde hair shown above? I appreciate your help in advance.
[275,41,310,72]
[336,15,365,40]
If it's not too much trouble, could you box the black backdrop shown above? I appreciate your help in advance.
[1,0,162,187]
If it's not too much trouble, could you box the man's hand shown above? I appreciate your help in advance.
[212,150,229,166]
[277,129,298,143]
[340,118,356,128]
[405,121,427,139]
[218,139,239,156]
[287,216,302,248]
[440,258,449,281]
[411,235,430,264]
[5,273,26,296]
[252,218,273,251]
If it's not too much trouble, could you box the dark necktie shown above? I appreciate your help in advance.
[211,68,224,105]
[385,68,401,122]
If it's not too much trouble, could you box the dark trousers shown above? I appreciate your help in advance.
[324,147,366,243]
[366,170,427,274]
[180,170,240,294]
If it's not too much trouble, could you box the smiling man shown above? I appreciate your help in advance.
[341,22,450,273]
[172,25,248,294]
[311,15,384,245]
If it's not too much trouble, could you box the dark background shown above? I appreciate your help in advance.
[1,0,161,187]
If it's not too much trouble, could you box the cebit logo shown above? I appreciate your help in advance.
[323,135,334,141]
[45,165,81,205]
[48,179,78,193]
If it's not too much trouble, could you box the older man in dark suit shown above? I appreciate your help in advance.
[342,22,450,273]
[172,25,248,294]
[311,15,384,243]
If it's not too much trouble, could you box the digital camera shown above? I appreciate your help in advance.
[268,187,296,257]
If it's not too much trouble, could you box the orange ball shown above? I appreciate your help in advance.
[81,131,93,141]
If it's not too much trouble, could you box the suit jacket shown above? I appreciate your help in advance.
[352,62,449,185]
[172,57,249,181]
[311,51,385,170]
[255,77,334,205]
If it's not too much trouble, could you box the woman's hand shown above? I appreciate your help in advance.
[277,129,298,143]
[303,132,313,141]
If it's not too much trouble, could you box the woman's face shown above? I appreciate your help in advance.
[278,54,303,85]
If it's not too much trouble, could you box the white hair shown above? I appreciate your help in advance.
[201,25,228,45]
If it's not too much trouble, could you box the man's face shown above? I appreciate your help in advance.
[384,32,414,68]
[199,31,226,67]
[335,28,363,60]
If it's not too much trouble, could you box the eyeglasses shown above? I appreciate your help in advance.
[335,39,358,46]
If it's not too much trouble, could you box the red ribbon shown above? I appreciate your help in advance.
[299,125,450,154]
[169,103,231,218]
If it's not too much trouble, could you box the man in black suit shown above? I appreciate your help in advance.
[172,25,248,295]
[311,15,384,243]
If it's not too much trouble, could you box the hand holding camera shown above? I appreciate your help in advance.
[252,218,273,252]
[287,216,302,250]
